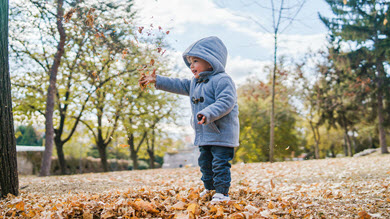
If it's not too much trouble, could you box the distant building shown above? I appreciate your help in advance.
[162,144,200,169]
[16,146,44,175]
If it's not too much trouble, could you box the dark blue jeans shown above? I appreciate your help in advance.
[198,145,235,195]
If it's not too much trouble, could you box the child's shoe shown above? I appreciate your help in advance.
[199,189,210,197]
[211,193,230,202]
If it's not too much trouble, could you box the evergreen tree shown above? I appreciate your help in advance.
[15,125,42,146]
[320,0,390,154]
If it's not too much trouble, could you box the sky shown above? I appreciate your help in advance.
[133,0,334,83]
[130,0,334,140]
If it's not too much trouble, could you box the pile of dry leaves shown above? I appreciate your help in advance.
[1,154,389,218]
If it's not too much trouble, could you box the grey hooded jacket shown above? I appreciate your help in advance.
[156,36,239,147]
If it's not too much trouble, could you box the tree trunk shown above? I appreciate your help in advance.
[54,137,67,174]
[376,61,389,154]
[309,121,320,159]
[344,130,353,157]
[97,143,109,172]
[147,129,156,169]
[129,134,139,170]
[147,149,155,169]
[40,0,66,176]
[269,34,277,163]
[0,0,19,197]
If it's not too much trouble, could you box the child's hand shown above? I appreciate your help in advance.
[197,114,206,124]
[139,69,157,90]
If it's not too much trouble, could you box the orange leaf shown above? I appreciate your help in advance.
[187,190,199,200]
[187,203,200,216]
[358,211,371,219]
[268,200,275,209]
[233,203,243,211]
[15,201,25,211]
[270,179,275,189]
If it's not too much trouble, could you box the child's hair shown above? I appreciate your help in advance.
[186,56,213,70]
[186,56,193,64]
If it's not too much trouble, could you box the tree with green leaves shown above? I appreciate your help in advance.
[10,0,156,174]
[0,0,19,197]
[236,61,301,162]
[320,0,389,154]
[15,125,43,146]
[227,0,307,162]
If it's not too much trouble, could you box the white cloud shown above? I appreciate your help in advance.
[226,56,271,84]
[133,0,245,33]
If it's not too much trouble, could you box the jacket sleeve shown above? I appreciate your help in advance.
[197,76,236,124]
[155,75,191,96]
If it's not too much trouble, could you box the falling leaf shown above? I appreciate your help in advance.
[384,18,388,25]
[63,8,76,23]
[138,26,144,34]
[166,30,170,35]
[85,8,96,27]
[343,0,347,5]
[285,146,290,150]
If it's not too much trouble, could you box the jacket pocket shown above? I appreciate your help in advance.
[208,122,221,134]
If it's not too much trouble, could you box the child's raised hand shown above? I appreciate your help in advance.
[139,69,157,90]
[197,114,206,124]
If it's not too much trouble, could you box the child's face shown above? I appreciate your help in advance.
[188,56,212,79]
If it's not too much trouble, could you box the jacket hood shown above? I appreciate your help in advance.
[182,36,227,78]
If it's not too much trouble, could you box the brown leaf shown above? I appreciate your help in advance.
[133,199,159,213]
[64,8,76,23]
[172,201,186,210]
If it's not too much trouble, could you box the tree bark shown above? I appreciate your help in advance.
[376,61,389,154]
[309,121,320,159]
[147,129,156,169]
[97,142,109,172]
[269,33,277,163]
[54,136,67,174]
[128,133,139,170]
[40,0,66,176]
[0,0,19,197]
[128,131,147,170]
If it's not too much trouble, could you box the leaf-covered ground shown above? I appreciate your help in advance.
[1,154,389,218]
